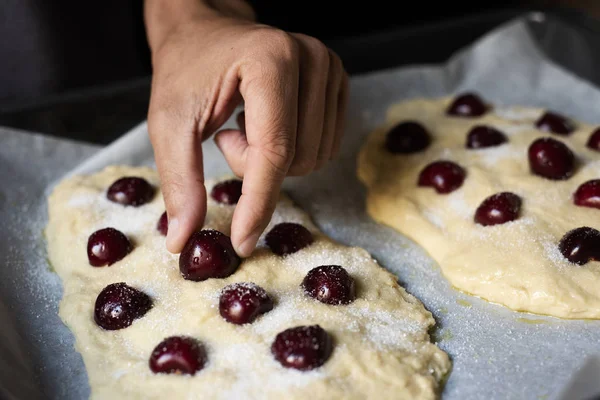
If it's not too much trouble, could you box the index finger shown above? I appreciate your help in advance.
[230,36,300,257]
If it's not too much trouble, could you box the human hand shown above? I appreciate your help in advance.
[145,1,348,257]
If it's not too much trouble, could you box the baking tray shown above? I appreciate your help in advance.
[2,8,600,400]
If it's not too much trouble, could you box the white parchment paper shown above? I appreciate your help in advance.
[3,13,600,400]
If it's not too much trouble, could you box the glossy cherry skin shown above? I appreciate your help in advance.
[474,192,522,226]
[106,177,155,206]
[179,229,241,281]
[265,222,314,256]
[87,227,133,266]
[157,212,168,236]
[302,265,356,305]
[417,160,466,194]
[149,336,207,375]
[574,180,600,209]
[535,111,575,135]
[587,128,600,151]
[446,92,488,117]
[219,282,273,325]
[558,227,600,265]
[94,283,152,330]
[466,125,508,149]
[384,121,431,154]
[528,137,575,180]
[210,179,243,205]
[271,325,333,371]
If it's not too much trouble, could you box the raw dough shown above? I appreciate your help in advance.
[45,165,451,400]
[357,95,600,319]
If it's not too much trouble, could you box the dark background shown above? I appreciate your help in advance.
[0,0,595,144]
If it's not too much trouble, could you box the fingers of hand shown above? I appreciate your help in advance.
[147,96,207,254]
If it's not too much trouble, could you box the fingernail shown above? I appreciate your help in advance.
[166,217,179,250]
[237,233,259,258]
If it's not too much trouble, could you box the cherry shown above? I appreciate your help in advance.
[94,283,152,330]
[87,227,132,266]
[446,92,488,117]
[558,227,600,265]
[302,265,356,305]
[574,180,600,209]
[106,177,155,206]
[474,192,522,226]
[157,212,168,236]
[271,325,332,371]
[265,222,314,256]
[149,336,207,375]
[587,128,600,151]
[417,160,466,194]
[179,229,241,281]
[528,137,575,180]
[219,282,273,325]
[466,125,508,149]
[535,111,575,135]
[210,179,243,205]
[384,121,431,154]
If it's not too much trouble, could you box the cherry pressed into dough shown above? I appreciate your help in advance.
[574,180,600,210]
[302,265,356,305]
[94,282,152,330]
[87,227,133,267]
[210,179,243,205]
[265,222,314,256]
[384,121,431,154]
[179,229,241,281]
[446,92,488,117]
[271,325,333,371]
[106,177,155,206]
[157,211,168,236]
[558,227,600,265]
[149,336,207,375]
[474,192,522,226]
[535,111,575,135]
[417,160,466,194]
[587,128,600,151]
[528,137,575,180]
[466,125,508,149]
[219,282,274,325]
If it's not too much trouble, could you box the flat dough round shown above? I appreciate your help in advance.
[45,165,450,400]
[357,94,600,319]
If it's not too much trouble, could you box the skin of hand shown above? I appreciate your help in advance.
[143,0,349,258]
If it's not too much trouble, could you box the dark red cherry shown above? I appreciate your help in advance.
[265,222,314,256]
[149,336,207,375]
[302,265,355,305]
[157,211,168,236]
[219,282,273,324]
[210,179,243,205]
[528,137,575,180]
[106,177,155,206]
[574,180,600,210]
[587,128,600,151]
[466,125,508,149]
[94,283,152,330]
[384,121,431,154]
[558,227,600,265]
[446,92,487,117]
[87,227,133,266]
[179,229,241,281]
[271,325,332,371]
[474,192,522,226]
[418,160,466,194]
[535,111,575,135]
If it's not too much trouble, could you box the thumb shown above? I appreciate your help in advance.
[148,105,207,254]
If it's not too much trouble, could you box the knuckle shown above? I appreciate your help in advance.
[260,133,295,170]
[250,28,298,65]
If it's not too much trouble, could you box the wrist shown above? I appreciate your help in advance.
[144,0,255,55]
